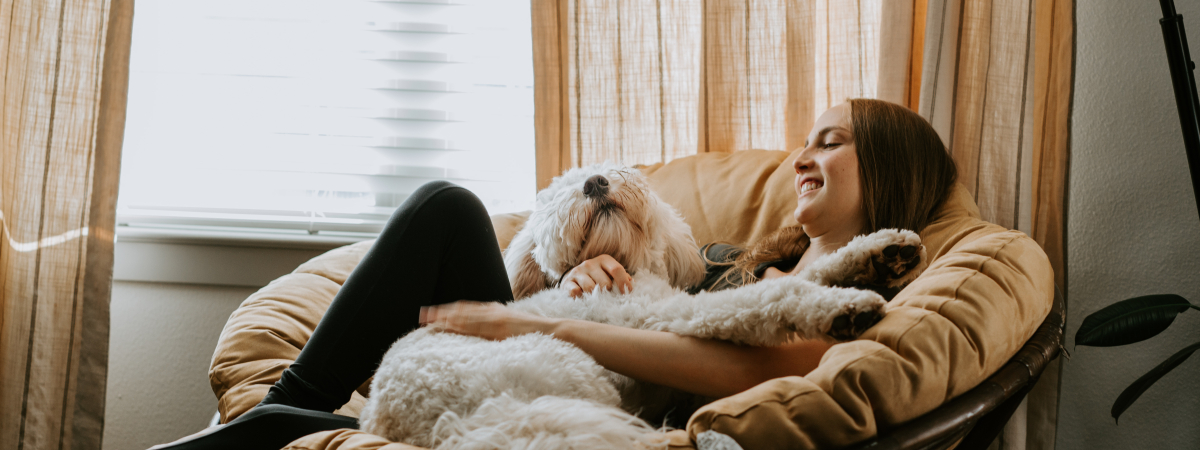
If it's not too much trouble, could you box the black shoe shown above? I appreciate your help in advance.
[148,404,359,450]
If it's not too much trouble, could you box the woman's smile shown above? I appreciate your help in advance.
[799,178,824,196]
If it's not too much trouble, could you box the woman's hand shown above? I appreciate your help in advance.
[559,254,633,298]
[419,301,556,341]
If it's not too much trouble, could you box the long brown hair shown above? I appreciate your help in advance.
[849,98,958,233]
[724,99,958,283]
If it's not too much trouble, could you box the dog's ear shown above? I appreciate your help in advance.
[652,199,706,289]
[504,229,554,299]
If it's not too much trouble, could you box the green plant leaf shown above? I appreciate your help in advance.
[1075,294,1192,347]
[1112,341,1200,423]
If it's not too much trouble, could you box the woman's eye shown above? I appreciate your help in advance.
[823,142,841,149]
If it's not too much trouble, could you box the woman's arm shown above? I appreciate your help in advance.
[420,302,833,398]
[551,318,832,398]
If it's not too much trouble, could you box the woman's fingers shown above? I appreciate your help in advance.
[419,303,451,327]
[420,300,554,340]
[565,273,596,297]
[421,301,479,331]
[560,261,600,297]
[563,280,586,298]
[419,301,541,341]
[419,304,432,324]
[582,262,613,291]
[595,255,633,294]
[560,254,634,297]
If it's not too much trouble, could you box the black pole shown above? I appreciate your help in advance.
[1158,0,1200,224]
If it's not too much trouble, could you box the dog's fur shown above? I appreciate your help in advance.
[359,164,928,449]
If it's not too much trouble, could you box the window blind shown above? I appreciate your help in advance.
[117,0,535,238]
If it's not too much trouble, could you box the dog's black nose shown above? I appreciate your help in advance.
[583,175,609,198]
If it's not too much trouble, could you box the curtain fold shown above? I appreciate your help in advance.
[919,0,1072,449]
[919,0,1035,231]
[0,0,132,449]
[876,0,916,109]
[1024,0,1072,449]
[533,0,891,189]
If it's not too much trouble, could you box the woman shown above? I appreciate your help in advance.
[156,99,957,450]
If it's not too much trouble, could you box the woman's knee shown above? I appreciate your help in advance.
[401,180,490,223]
[411,180,460,201]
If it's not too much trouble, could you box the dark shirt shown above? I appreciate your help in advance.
[688,243,801,294]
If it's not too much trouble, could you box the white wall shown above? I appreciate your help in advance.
[1059,1,1200,449]
[102,238,333,450]
[103,281,256,450]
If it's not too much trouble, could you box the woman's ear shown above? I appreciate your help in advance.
[503,229,554,300]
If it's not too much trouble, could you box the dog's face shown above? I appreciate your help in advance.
[504,162,705,299]
[534,163,653,271]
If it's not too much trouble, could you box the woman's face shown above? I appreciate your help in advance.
[792,103,867,237]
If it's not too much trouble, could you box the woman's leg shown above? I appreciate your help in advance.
[263,180,515,411]
[157,181,514,450]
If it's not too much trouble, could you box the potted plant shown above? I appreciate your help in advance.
[1074,1,1199,423]
[1074,294,1198,421]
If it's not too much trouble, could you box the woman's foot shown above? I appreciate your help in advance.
[148,404,358,450]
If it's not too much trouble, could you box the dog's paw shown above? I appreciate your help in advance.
[827,306,885,341]
[866,235,925,288]
[846,229,927,289]
[766,282,887,342]
[825,292,887,341]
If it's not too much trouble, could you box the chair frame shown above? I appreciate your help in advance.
[845,288,1066,450]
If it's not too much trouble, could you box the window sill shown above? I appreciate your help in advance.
[113,227,373,287]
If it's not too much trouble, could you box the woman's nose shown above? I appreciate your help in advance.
[793,151,813,174]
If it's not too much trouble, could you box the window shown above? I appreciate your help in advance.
[117,0,535,239]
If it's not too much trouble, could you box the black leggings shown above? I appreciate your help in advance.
[165,181,515,450]
[267,180,515,412]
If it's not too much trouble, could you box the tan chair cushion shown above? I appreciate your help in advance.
[642,150,1053,448]
[283,429,421,450]
[209,241,375,423]
[639,149,799,247]
[682,184,1054,449]
[209,211,533,424]
[208,149,1053,450]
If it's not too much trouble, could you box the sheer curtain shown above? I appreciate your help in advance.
[532,0,915,189]
[921,1,1072,446]
[0,0,132,449]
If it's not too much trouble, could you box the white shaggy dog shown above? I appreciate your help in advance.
[359,163,927,449]
[503,162,707,299]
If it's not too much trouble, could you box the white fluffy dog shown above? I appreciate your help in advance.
[359,163,928,449]
[503,162,707,299]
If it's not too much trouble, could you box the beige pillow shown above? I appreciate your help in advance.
[641,149,799,247]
